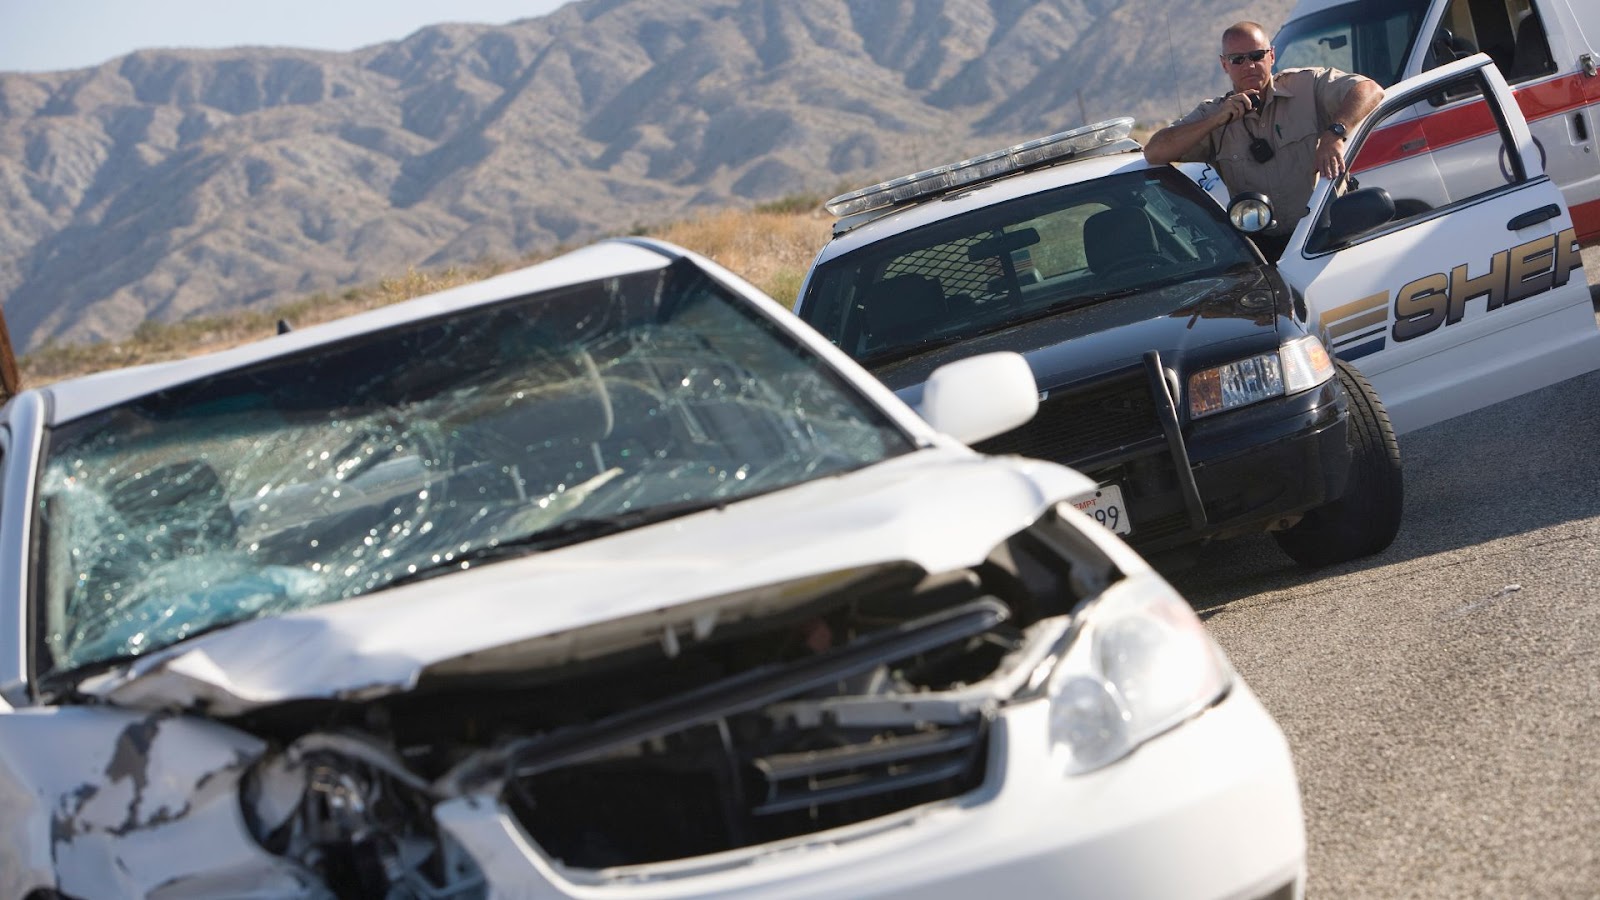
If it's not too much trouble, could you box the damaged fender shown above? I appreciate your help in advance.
[0,707,315,898]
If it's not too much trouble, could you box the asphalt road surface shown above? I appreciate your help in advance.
[1587,245,1600,304]
[1170,309,1600,897]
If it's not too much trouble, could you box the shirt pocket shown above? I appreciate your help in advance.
[1273,110,1320,153]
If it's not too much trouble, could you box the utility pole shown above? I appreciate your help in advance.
[1166,6,1185,119]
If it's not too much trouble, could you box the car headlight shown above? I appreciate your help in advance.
[1188,335,1334,419]
[1046,579,1232,775]
[1228,191,1277,233]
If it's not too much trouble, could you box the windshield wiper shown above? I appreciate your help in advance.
[861,335,967,366]
[1042,285,1145,312]
[378,497,730,590]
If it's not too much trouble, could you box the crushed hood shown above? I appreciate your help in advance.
[83,450,1094,716]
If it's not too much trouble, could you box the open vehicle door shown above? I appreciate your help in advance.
[1276,53,1598,434]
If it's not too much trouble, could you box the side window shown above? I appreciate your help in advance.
[1280,22,1356,72]
[1026,203,1105,278]
[1424,0,1554,103]
[1505,5,1556,82]
[1424,0,1488,71]
[1311,68,1523,253]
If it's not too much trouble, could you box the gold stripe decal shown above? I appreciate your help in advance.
[1328,307,1388,339]
[1321,290,1389,329]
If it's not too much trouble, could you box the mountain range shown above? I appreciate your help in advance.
[0,0,1291,353]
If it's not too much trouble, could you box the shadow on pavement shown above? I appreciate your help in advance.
[1171,366,1600,614]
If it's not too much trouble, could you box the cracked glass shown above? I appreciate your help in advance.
[33,261,913,678]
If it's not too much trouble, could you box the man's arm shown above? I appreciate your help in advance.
[1314,76,1383,179]
[1144,92,1256,165]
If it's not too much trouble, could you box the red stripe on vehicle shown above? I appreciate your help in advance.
[1572,198,1600,248]
[1351,72,1600,174]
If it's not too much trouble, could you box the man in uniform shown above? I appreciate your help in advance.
[1144,21,1382,259]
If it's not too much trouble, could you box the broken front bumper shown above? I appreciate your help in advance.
[436,680,1306,900]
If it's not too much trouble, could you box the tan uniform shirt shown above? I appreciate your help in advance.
[1174,66,1366,236]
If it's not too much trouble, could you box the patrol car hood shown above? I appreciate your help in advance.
[874,269,1286,402]
[78,449,1094,717]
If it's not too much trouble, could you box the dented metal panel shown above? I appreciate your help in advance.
[80,453,1091,716]
[0,240,1302,899]
[0,707,314,898]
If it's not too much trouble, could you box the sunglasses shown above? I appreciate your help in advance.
[1223,49,1271,66]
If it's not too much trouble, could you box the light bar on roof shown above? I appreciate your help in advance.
[825,118,1136,218]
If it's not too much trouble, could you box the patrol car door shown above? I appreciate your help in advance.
[1276,53,1598,434]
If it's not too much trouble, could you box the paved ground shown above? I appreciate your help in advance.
[1178,358,1600,898]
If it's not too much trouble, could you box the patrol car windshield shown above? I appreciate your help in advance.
[800,168,1258,365]
[32,262,913,679]
[1274,0,1431,87]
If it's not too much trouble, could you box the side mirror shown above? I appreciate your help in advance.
[1323,186,1396,246]
[1228,192,1277,234]
[918,352,1038,445]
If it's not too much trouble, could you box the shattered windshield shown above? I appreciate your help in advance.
[799,168,1256,365]
[34,260,913,677]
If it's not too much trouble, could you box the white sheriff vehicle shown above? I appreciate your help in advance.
[1276,0,1600,248]
[796,54,1598,567]
[0,240,1304,897]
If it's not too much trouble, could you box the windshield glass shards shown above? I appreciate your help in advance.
[34,262,913,677]
[799,168,1256,364]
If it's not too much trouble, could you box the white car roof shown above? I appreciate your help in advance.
[813,148,1160,267]
[39,241,675,425]
[1280,0,1346,18]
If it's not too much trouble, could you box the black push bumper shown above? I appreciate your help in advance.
[1108,351,1349,554]
[976,350,1351,555]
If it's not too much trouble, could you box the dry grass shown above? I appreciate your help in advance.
[12,128,1172,387]
[652,204,833,307]
[16,201,835,386]
[13,131,1185,388]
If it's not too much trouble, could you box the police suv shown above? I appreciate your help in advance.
[795,54,1599,567]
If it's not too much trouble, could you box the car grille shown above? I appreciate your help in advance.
[974,370,1162,467]
[974,368,1206,548]
[507,716,991,868]
[750,718,989,816]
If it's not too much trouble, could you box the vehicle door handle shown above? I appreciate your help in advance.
[1507,204,1559,231]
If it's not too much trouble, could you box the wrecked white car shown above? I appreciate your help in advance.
[0,239,1304,899]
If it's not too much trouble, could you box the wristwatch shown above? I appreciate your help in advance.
[1326,122,1348,139]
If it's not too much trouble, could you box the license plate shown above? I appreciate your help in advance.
[1073,484,1131,535]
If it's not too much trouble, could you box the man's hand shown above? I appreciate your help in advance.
[1316,76,1382,180]
[1315,132,1347,180]
[1144,90,1259,166]
[1216,91,1259,126]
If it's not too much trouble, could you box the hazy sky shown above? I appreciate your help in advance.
[0,0,574,73]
